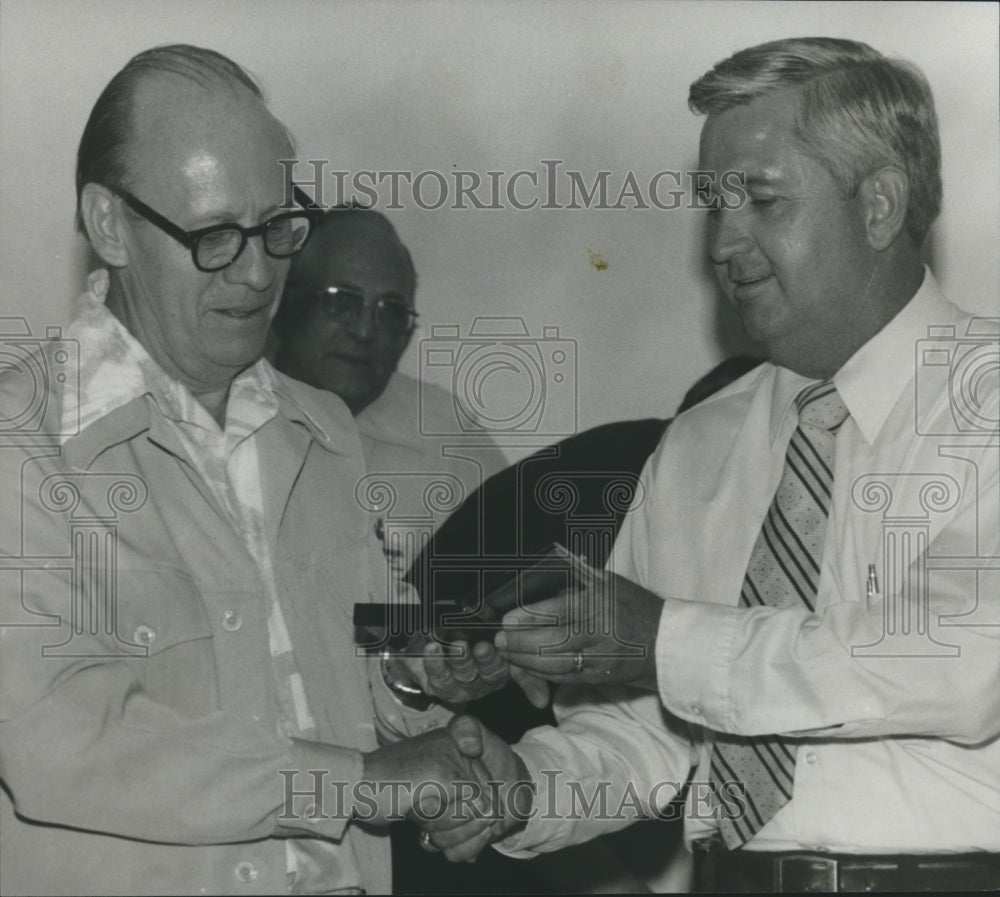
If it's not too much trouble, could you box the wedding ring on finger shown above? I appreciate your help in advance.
[419,830,440,853]
[571,651,584,674]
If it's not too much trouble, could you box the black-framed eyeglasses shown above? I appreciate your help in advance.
[118,188,320,273]
[287,282,418,335]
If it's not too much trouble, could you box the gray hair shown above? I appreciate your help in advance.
[689,37,941,246]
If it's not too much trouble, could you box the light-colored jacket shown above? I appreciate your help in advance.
[0,353,409,895]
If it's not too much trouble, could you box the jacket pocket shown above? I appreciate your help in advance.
[113,565,219,713]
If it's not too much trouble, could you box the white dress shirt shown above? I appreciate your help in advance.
[506,269,1000,856]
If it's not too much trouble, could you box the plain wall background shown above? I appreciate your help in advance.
[2,0,997,458]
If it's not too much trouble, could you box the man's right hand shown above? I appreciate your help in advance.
[359,718,496,826]
[417,714,534,863]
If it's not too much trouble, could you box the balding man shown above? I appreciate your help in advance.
[272,209,507,592]
[274,207,419,418]
[0,45,495,896]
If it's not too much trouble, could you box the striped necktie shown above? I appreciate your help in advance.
[712,380,849,848]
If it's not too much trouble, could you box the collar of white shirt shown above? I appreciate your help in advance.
[767,266,956,448]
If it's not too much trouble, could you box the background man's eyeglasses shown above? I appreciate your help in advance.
[288,282,418,335]
[118,189,318,272]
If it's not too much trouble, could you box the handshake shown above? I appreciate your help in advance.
[353,555,668,865]
[361,714,532,862]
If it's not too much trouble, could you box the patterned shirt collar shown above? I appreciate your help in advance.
[60,269,297,444]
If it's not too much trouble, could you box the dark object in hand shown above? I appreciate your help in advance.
[354,543,592,647]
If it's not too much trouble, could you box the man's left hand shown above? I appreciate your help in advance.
[393,637,507,705]
[494,570,663,689]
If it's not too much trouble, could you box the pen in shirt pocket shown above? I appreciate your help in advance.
[866,563,880,602]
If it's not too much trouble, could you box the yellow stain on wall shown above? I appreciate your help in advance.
[586,248,609,271]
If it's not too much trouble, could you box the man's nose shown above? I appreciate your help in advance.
[708,208,754,266]
[224,234,275,291]
[344,303,377,340]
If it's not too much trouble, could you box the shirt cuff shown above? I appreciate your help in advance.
[656,596,742,732]
[275,738,365,842]
[491,742,565,858]
[492,740,614,858]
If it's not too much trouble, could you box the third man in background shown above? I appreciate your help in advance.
[272,208,507,593]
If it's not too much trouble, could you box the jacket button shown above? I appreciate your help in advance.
[235,861,259,883]
[133,624,156,646]
[805,752,819,765]
[221,609,243,632]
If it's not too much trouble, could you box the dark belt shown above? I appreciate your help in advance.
[693,837,1000,892]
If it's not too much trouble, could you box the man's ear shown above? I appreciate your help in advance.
[860,166,909,252]
[79,183,129,267]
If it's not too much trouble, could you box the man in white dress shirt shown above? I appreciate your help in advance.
[418,37,1000,892]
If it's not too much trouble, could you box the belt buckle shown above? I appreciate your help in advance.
[775,854,839,892]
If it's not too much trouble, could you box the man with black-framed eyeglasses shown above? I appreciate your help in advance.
[116,187,319,273]
[0,44,511,897]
